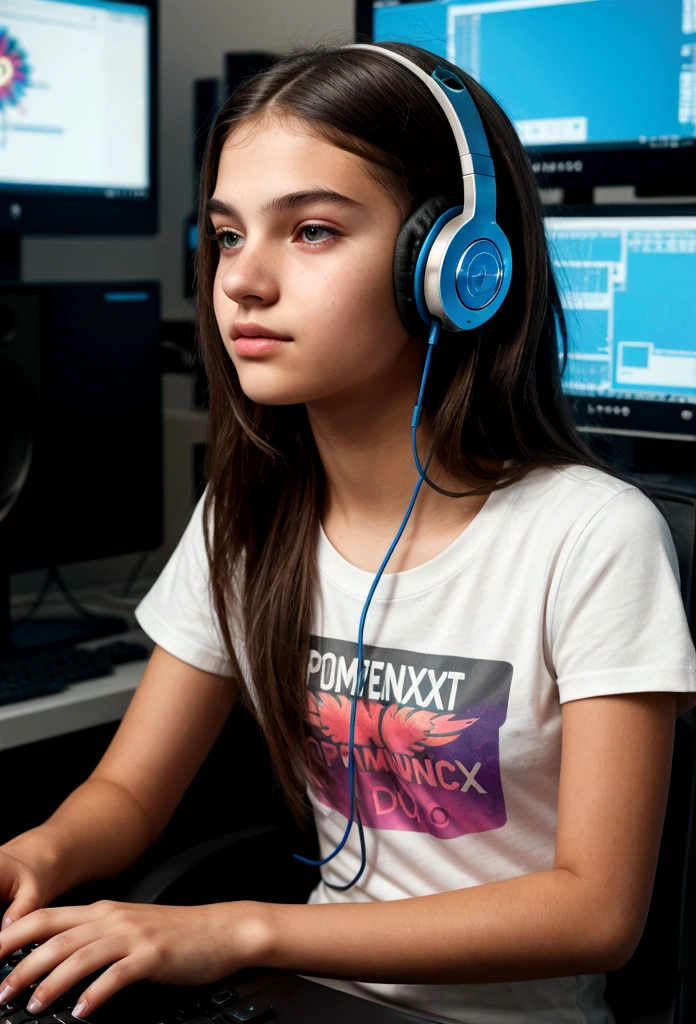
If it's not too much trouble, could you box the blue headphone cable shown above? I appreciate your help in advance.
[295,319,442,890]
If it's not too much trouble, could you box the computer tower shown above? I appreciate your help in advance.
[0,282,163,574]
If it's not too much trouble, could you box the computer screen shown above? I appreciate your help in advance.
[370,0,696,194]
[546,215,696,435]
[0,0,157,234]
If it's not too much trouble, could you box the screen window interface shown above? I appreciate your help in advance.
[0,0,149,194]
[373,0,696,155]
[544,218,696,404]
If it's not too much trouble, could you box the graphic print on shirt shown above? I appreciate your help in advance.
[306,636,513,839]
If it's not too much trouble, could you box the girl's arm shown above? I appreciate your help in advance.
[255,689,676,981]
[0,645,237,920]
[0,688,678,1018]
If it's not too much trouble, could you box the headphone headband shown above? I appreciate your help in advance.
[342,43,512,331]
[345,43,496,222]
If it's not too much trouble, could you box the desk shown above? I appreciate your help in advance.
[0,631,150,752]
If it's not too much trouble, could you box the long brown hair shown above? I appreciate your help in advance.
[196,42,603,821]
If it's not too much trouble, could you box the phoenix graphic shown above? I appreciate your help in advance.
[307,691,478,756]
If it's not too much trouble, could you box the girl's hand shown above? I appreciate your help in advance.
[0,843,58,927]
[0,900,266,1020]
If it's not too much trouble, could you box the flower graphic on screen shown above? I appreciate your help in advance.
[0,29,30,111]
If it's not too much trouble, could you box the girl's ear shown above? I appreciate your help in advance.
[393,194,451,338]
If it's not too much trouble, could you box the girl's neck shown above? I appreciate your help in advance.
[306,351,493,574]
[308,379,420,523]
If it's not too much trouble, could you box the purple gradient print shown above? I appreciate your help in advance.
[306,637,513,840]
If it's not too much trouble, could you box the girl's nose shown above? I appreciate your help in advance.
[219,240,280,308]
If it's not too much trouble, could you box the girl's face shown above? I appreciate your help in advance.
[210,113,420,408]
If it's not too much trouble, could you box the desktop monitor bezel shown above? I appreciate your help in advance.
[565,395,696,443]
[357,0,696,199]
[0,0,159,236]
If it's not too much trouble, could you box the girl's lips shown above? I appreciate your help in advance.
[233,336,291,356]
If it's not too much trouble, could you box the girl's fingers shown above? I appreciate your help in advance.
[23,937,130,1018]
[2,889,41,930]
[0,901,116,956]
[0,920,113,1001]
[69,954,148,1020]
[0,868,39,930]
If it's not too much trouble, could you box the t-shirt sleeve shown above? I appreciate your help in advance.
[135,496,233,676]
[551,485,696,708]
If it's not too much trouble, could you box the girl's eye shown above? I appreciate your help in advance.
[216,230,242,250]
[300,224,337,244]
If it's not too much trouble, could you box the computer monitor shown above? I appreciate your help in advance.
[546,215,696,439]
[0,0,157,237]
[367,0,696,196]
[0,281,163,652]
[0,4,162,656]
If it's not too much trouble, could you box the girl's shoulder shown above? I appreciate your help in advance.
[520,461,636,502]
[516,462,659,526]
[508,462,676,569]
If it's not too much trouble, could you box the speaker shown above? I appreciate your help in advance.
[0,282,163,575]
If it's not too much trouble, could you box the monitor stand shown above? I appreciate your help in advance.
[0,565,127,659]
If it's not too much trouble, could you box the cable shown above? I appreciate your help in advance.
[13,566,109,627]
[295,318,442,890]
[12,566,93,624]
[53,569,96,619]
[411,325,484,498]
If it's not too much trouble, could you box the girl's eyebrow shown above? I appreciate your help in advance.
[207,189,364,219]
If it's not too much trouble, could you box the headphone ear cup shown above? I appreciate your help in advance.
[393,194,452,337]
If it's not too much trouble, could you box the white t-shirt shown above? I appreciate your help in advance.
[135,464,696,1024]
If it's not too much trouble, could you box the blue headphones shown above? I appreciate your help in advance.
[295,45,512,891]
[351,44,512,335]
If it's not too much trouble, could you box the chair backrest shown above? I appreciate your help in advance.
[677,707,696,1023]
[125,824,319,907]
[603,487,696,1024]
[604,715,695,1024]
[649,489,696,626]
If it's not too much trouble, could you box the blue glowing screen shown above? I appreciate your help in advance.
[373,0,696,149]
[546,217,696,402]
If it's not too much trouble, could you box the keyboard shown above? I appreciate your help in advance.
[0,950,434,1023]
[0,641,150,707]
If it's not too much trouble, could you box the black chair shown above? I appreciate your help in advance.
[649,488,696,628]
[600,486,696,1024]
[121,485,696,1024]
[603,709,696,1024]
[124,824,318,909]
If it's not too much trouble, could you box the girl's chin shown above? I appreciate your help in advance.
[237,380,346,408]
[236,378,314,406]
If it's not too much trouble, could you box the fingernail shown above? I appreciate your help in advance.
[1,917,12,930]
[26,996,41,1013]
[72,1001,87,1019]
[0,984,14,1004]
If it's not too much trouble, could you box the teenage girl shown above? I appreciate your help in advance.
[0,42,693,1024]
